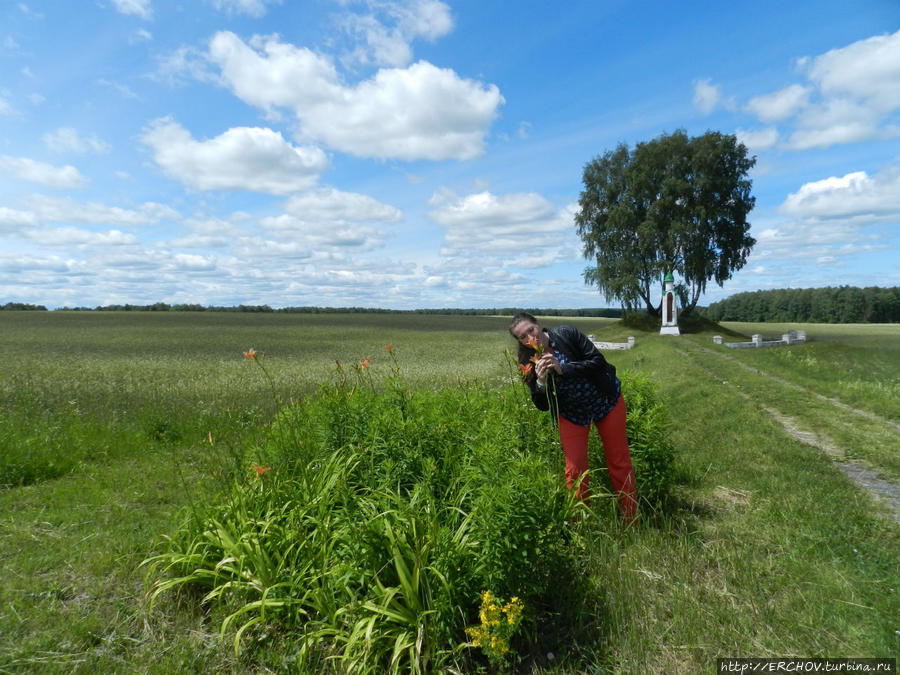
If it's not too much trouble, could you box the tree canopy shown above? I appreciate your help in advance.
[575,129,756,315]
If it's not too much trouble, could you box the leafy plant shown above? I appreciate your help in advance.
[622,370,677,506]
[143,347,676,671]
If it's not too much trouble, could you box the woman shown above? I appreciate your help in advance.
[509,312,637,523]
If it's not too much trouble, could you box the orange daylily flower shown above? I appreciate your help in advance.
[243,348,257,361]
[359,355,372,370]
[518,363,533,376]
[385,343,393,354]
[523,336,539,351]
[252,464,271,477]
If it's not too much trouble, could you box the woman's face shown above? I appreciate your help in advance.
[511,319,544,348]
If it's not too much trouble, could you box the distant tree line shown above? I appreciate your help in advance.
[702,286,900,323]
[72,303,280,312]
[2,302,623,317]
[1,302,48,311]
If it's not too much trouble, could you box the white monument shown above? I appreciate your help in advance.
[659,271,680,336]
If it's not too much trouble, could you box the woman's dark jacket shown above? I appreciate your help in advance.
[522,325,618,413]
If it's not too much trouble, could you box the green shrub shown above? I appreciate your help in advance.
[469,452,575,604]
[144,358,676,671]
[622,370,677,506]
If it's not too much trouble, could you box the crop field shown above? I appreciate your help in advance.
[0,312,897,673]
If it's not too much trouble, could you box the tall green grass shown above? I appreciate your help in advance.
[142,355,675,673]
[0,312,515,488]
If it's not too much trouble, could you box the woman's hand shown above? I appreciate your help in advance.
[535,353,561,383]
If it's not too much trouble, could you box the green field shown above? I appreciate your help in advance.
[0,312,897,673]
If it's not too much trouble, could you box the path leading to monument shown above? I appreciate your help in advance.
[674,346,900,524]
[694,343,900,434]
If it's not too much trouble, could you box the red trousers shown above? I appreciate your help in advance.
[557,394,637,522]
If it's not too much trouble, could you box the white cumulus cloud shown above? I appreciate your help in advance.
[35,227,138,248]
[340,0,453,68]
[742,161,900,275]
[140,117,329,194]
[780,166,900,220]
[428,190,577,267]
[0,155,87,188]
[805,30,900,112]
[692,78,720,114]
[208,31,502,161]
[111,0,152,19]
[258,186,402,250]
[172,252,217,270]
[0,207,39,231]
[208,32,342,110]
[745,84,811,123]
[256,217,388,249]
[43,128,111,155]
[283,187,402,224]
[787,98,889,149]
[208,0,280,17]
[24,194,179,226]
[735,127,779,151]
[740,30,900,150]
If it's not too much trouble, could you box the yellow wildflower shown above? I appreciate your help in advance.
[466,590,524,665]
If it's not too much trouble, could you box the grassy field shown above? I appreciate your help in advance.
[0,312,897,673]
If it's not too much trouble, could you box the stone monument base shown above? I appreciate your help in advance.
[659,326,680,336]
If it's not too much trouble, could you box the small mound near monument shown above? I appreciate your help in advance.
[619,311,741,336]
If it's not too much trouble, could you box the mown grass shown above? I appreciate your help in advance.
[719,321,900,422]
[0,312,897,673]
[680,322,900,481]
[594,333,898,672]
[0,442,241,672]
[676,341,899,479]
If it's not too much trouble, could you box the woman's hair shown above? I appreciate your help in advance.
[509,311,539,383]
[508,311,538,338]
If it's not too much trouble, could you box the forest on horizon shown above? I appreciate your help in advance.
[701,286,899,323]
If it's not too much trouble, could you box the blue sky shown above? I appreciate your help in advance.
[1,0,898,310]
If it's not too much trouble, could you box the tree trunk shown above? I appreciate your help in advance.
[682,283,702,315]
[640,283,661,317]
